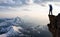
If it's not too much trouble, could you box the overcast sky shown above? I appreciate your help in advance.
[0,0,60,25]
[0,0,59,8]
[0,0,59,17]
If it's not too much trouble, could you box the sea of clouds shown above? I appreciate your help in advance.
[0,17,52,37]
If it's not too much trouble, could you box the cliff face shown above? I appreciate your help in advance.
[47,14,60,37]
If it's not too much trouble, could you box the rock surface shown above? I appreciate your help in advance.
[47,13,60,37]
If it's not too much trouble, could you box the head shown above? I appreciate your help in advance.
[49,4,52,6]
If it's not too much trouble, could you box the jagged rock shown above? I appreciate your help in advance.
[47,13,60,37]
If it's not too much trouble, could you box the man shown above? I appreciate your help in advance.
[49,4,53,15]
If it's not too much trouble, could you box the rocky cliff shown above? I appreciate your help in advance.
[47,13,60,37]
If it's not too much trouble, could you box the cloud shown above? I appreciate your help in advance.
[0,0,35,7]
[0,0,59,13]
[0,0,59,8]
[0,0,53,7]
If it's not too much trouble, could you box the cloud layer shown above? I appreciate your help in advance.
[0,0,55,7]
[0,0,59,8]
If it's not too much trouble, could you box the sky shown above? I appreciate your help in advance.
[0,0,60,25]
[0,0,60,17]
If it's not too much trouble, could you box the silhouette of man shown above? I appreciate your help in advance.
[49,4,53,15]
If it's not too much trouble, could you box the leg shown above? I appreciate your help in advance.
[51,10,53,15]
[49,10,50,15]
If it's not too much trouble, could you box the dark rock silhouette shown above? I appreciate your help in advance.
[47,13,60,37]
